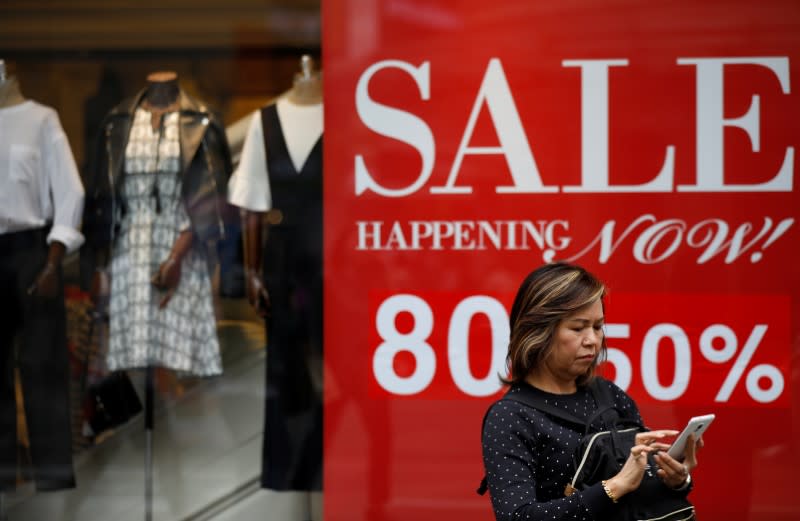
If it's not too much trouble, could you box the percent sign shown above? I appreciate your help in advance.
[700,324,784,403]
[606,323,785,403]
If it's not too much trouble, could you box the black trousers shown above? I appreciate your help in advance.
[0,228,76,491]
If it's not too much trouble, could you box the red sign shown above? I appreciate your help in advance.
[323,1,800,520]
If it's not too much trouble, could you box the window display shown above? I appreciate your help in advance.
[0,58,84,494]
[82,70,233,518]
[0,3,321,519]
[228,55,324,517]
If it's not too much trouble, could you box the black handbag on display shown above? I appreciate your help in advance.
[86,370,143,436]
[82,310,143,437]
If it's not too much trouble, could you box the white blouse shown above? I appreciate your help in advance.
[228,97,323,212]
[0,100,85,253]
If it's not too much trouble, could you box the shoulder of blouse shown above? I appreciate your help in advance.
[483,393,551,430]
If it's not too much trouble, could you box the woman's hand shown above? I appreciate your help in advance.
[604,443,656,499]
[654,433,703,489]
[635,430,678,450]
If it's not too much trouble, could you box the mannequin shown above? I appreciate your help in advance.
[84,70,231,521]
[242,58,323,292]
[285,55,323,106]
[0,60,25,109]
[0,62,65,296]
[228,54,323,521]
[141,71,180,131]
[1,58,83,498]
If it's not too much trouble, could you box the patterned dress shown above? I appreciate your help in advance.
[107,108,221,376]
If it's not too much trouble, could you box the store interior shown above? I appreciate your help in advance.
[1,1,321,519]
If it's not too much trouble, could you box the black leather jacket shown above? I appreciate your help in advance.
[82,88,232,267]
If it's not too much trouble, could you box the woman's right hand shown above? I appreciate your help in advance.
[604,443,653,498]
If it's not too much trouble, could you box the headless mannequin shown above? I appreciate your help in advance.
[2,58,70,518]
[0,60,25,109]
[141,72,192,305]
[0,59,65,299]
[88,71,193,521]
[285,55,323,107]
[91,71,191,309]
[239,54,323,521]
[141,71,180,132]
[243,56,323,315]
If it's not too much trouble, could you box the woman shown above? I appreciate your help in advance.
[481,262,702,520]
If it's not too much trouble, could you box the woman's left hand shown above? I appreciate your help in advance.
[635,430,678,450]
[654,434,703,488]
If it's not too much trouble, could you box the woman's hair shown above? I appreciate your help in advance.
[505,262,607,386]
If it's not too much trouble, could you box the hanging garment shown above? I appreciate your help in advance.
[106,108,221,376]
[260,103,323,491]
[0,100,82,491]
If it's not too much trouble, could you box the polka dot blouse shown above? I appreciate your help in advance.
[481,377,643,521]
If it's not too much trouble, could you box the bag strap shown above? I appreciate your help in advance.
[585,379,619,430]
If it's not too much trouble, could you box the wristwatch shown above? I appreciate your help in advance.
[673,472,692,492]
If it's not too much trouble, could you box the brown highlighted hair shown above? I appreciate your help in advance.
[505,262,607,386]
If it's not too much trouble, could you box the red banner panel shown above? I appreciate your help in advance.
[323,1,800,520]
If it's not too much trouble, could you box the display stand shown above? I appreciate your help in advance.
[1,64,7,517]
[144,365,155,521]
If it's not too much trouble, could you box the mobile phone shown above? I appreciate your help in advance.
[667,414,715,459]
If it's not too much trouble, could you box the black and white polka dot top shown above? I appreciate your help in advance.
[481,377,643,521]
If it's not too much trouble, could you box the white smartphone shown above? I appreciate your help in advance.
[667,414,715,459]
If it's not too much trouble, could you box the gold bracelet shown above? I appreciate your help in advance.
[601,480,618,503]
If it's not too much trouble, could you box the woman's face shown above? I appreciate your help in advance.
[543,299,604,382]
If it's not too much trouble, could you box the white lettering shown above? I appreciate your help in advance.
[430,58,554,194]
[632,219,686,263]
[356,220,383,250]
[355,60,435,197]
[562,59,675,193]
[677,57,793,192]
[565,215,657,263]
[356,216,792,264]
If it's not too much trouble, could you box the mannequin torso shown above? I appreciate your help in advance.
[275,98,323,172]
[0,77,25,108]
[141,71,180,131]
[278,54,323,172]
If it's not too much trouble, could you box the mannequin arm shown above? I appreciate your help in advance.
[27,241,65,297]
[243,210,270,317]
[151,230,193,309]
